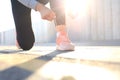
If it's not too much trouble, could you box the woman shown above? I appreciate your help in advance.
[11,0,75,50]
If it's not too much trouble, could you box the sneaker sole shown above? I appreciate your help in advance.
[56,44,75,51]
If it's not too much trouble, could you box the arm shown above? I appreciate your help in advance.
[17,0,55,21]
[18,0,38,9]
[18,0,47,11]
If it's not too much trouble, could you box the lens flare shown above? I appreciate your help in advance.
[66,0,91,17]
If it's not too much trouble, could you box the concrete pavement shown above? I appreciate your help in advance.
[0,45,120,80]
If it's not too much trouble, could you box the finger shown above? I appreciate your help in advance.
[42,15,53,21]
[43,13,55,21]
[50,12,56,19]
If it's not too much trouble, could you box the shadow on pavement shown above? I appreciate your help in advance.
[0,49,23,54]
[0,50,73,80]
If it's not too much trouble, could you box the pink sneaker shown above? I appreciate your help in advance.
[56,31,75,51]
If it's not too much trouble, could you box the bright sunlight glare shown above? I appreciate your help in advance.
[66,0,91,17]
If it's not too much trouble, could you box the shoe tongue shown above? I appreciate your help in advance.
[57,31,67,37]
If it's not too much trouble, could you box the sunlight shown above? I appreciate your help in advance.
[32,61,117,80]
[66,0,91,17]
[0,0,15,32]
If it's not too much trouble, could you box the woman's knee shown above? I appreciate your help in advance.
[19,40,34,50]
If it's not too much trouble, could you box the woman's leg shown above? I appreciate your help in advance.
[50,0,66,25]
[50,0,75,50]
[11,0,35,50]
[37,0,49,5]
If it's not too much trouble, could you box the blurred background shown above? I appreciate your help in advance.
[0,0,120,45]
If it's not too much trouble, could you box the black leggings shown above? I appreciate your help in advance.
[11,0,66,50]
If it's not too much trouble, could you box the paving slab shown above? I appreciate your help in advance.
[0,46,120,80]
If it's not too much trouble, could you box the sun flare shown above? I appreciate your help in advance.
[65,0,91,17]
